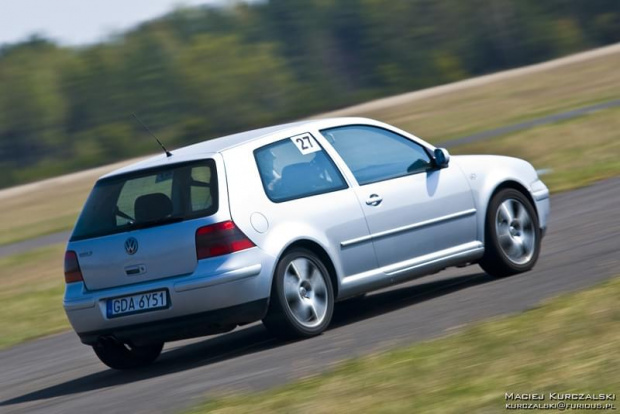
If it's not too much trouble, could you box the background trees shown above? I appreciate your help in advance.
[1,0,619,188]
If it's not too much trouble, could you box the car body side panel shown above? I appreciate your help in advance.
[222,136,379,296]
[348,167,478,268]
[312,122,480,268]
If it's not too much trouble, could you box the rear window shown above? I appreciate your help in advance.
[71,160,218,241]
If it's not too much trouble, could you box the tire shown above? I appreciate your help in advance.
[93,338,163,370]
[263,248,334,340]
[479,188,541,278]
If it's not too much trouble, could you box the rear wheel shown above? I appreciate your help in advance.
[93,338,163,370]
[479,188,541,278]
[263,248,334,339]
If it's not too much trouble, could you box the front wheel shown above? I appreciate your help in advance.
[93,338,163,370]
[263,248,334,340]
[479,188,541,278]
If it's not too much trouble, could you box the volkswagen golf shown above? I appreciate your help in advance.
[64,117,550,369]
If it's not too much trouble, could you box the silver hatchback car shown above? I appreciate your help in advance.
[64,117,549,369]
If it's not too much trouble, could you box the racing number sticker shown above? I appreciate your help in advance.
[291,133,322,155]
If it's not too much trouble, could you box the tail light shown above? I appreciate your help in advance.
[195,221,255,260]
[64,250,84,283]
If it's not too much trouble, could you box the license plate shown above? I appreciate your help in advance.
[106,289,169,318]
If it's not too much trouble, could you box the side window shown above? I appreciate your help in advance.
[254,134,348,202]
[321,125,432,185]
[189,165,213,213]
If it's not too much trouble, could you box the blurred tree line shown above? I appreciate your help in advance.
[1,0,618,188]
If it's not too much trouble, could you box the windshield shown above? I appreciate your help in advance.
[71,160,218,241]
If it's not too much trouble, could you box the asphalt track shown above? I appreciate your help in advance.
[1,177,619,413]
[0,98,618,260]
[0,231,72,258]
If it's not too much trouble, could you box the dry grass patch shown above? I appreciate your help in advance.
[452,107,620,192]
[0,180,92,246]
[0,159,141,246]
[326,50,620,143]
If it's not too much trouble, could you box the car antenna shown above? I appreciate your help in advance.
[131,113,172,157]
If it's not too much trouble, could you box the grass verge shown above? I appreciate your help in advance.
[188,277,620,413]
[0,178,93,246]
[0,244,69,349]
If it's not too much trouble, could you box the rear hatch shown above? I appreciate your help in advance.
[69,158,223,291]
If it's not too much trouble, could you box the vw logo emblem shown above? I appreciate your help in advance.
[124,237,139,255]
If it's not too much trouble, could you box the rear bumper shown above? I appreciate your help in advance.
[64,248,275,344]
[77,299,268,345]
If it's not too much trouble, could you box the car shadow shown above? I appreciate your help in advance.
[1,271,494,407]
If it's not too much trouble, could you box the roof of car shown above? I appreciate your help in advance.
[173,120,313,155]
[101,117,376,178]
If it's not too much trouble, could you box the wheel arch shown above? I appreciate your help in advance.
[275,239,340,299]
[480,180,539,244]
[488,180,537,217]
[478,180,542,277]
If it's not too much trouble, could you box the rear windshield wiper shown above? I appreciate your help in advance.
[130,216,185,230]
[115,206,135,223]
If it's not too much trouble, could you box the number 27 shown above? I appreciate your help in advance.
[296,136,313,150]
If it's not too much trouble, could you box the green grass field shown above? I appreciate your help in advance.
[188,277,620,413]
[0,244,69,349]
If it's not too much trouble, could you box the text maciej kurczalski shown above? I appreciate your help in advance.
[505,393,616,401]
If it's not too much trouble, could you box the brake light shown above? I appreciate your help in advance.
[195,221,255,260]
[64,250,83,283]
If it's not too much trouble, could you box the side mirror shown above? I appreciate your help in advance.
[433,148,450,168]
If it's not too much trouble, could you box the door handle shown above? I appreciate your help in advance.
[365,194,383,206]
